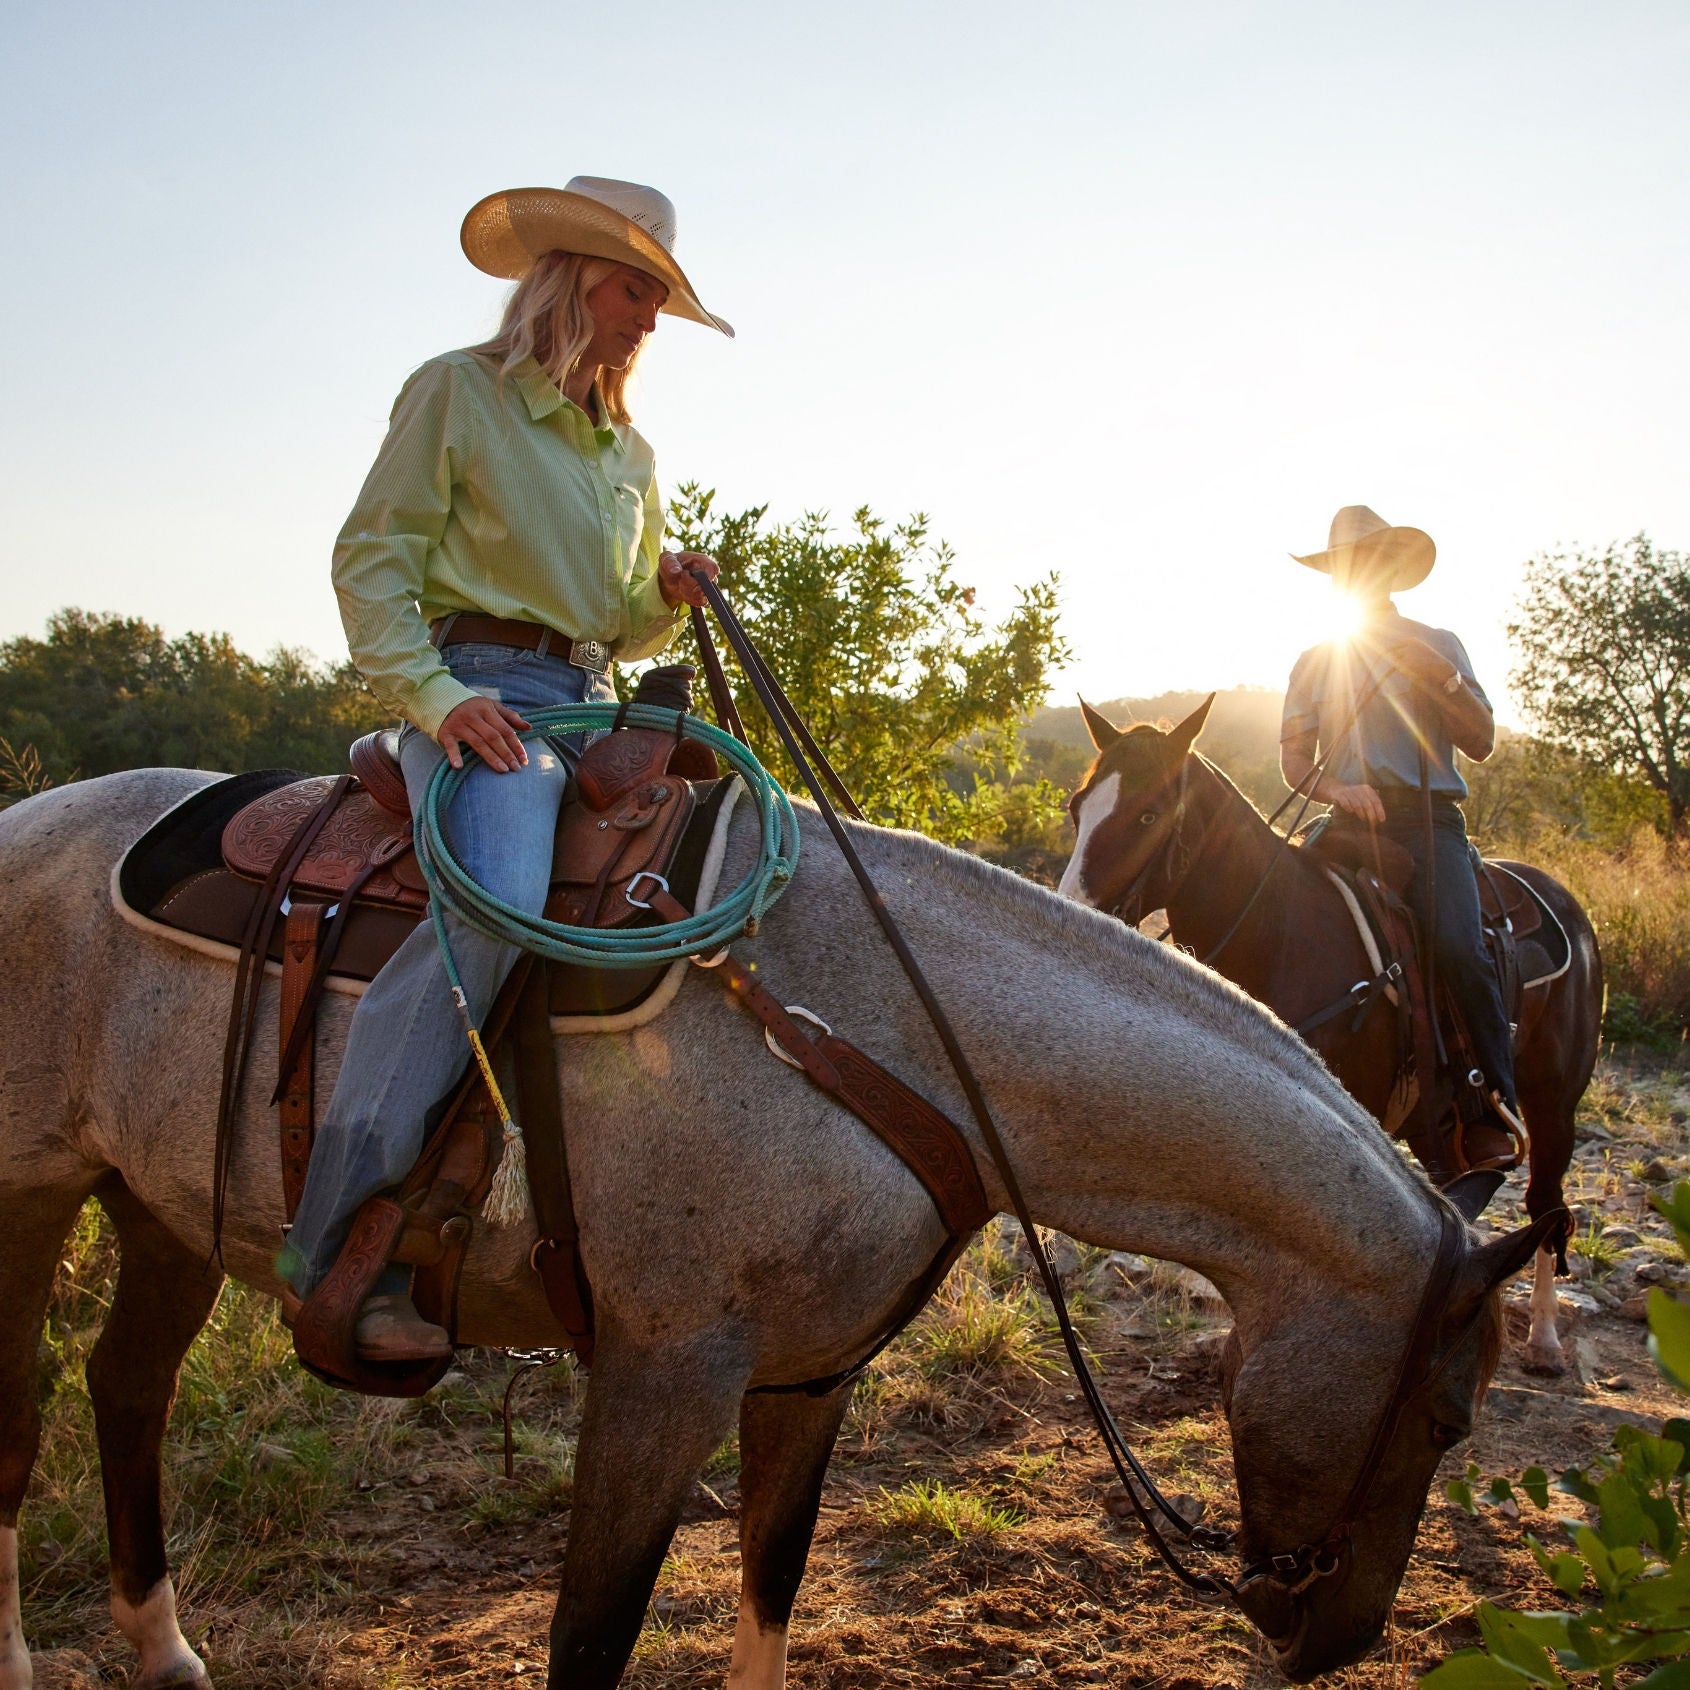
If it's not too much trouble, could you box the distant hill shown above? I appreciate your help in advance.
[1025,686,1288,810]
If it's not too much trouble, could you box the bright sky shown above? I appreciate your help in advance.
[5,1,1686,723]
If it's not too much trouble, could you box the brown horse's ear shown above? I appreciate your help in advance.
[1165,693,1216,761]
[1470,1209,1566,1293]
[1080,698,1122,750]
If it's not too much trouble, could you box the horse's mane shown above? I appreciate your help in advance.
[850,814,1391,1148]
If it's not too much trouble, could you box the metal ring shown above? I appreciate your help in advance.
[765,1005,831,1069]
[624,871,670,910]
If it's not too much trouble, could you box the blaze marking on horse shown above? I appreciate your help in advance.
[1056,771,1119,904]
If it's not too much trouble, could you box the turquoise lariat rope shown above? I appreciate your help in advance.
[415,702,799,986]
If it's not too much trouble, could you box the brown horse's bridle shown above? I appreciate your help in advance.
[1082,755,1201,931]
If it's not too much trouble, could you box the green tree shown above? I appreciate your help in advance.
[1510,536,1690,836]
[0,608,386,790]
[665,485,1070,844]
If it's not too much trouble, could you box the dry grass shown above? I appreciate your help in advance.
[1498,825,1690,1038]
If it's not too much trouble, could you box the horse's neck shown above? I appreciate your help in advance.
[1163,762,1336,994]
[830,822,1441,1330]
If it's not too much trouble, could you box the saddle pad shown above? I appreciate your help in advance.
[223,778,427,911]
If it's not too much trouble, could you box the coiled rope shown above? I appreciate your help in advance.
[414,700,799,974]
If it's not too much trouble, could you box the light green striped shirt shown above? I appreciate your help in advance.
[332,349,682,736]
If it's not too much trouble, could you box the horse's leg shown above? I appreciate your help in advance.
[549,1331,747,1690]
[0,1187,88,1690]
[1517,1055,1577,1378]
[85,1181,223,1690]
[727,1386,854,1690]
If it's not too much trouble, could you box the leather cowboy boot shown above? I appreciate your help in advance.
[353,1294,452,1363]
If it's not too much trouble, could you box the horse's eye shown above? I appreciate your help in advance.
[1430,1421,1468,1449]
[1139,811,1158,826]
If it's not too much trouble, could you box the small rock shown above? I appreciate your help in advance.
[1556,1289,1602,1318]
[253,1442,296,1472]
[418,1495,437,1512]
[1598,1375,1633,1392]
[1644,1159,1674,1182]
[1007,1658,1042,1678]
[1635,1261,1683,1287]
[1621,1295,1650,1321]
[1163,1265,1227,1311]
[1103,1486,1203,1527]
[1602,1227,1642,1249]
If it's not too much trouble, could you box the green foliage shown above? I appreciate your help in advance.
[1509,536,1690,835]
[0,608,388,792]
[1422,1185,1690,1688]
[664,485,1070,844]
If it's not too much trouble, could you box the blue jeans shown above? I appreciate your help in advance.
[281,643,614,1295]
[1379,795,1518,1108]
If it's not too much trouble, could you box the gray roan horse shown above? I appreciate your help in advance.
[0,769,1555,1689]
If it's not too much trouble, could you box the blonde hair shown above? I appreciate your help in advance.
[471,250,641,424]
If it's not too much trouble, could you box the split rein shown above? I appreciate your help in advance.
[433,579,1472,1620]
[676,573,1484,1618]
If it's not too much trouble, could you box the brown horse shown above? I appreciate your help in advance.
[1057,697,1602,1376]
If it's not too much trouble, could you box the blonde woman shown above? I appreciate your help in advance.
[283,177,728,1360]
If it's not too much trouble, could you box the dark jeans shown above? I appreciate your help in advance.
[1378,795,1517,1107]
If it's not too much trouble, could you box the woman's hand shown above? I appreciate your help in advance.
[436,697,531,772]
[1326,782,1386,825]
[658,550,719,608]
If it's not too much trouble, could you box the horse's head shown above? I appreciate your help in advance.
[1217,1208,1557,1680]
[1056,694,1214,921]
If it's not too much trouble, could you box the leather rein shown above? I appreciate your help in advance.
[685,573,1479,1615]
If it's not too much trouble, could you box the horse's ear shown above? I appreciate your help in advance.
[1443,1170,1505,1225]
[1469,1208,1566,1293]
[1165,693,1216,761]
[1080,698,1122,750]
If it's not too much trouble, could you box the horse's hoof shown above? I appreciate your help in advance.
[1522,1345,1566,1378]
[131,1664,212,1690]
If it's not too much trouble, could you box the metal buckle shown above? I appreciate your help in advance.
[568,637,611,674]
[765,1006,831,1069]
[624,872,669,910]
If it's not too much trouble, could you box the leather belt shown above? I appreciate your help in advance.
[428,614,611,675]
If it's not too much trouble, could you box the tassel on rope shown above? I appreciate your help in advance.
[447,986,530,1227]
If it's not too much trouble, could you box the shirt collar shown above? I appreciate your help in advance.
[512,358,624,450]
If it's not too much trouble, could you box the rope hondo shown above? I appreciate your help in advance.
[414,701,799,1225]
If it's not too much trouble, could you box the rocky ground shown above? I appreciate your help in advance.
[22,1049,1690,1690]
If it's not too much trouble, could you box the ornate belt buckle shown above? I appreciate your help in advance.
[567,638,610,674]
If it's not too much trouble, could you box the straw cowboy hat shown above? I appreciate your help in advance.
[460,176,733,338]
[1292,505,1435,592]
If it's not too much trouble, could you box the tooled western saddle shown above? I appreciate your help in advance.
[125,664,991,1398]
[1293,816,1569,1174]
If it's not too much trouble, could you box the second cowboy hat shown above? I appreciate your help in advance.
[1292,505,1436,593]
[460,176,733,338]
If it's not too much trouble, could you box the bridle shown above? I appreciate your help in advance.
[1079,756,1198,930]
[1230,1203,1471,1614]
